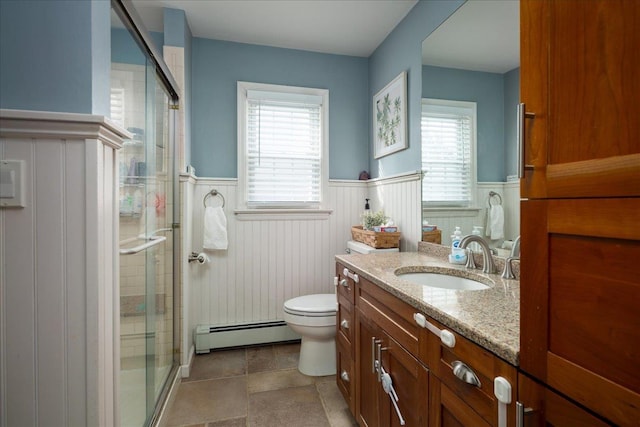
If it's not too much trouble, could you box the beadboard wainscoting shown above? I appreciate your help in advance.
[367,172,422,252]
[423,181,520,247]
[0,110,128,427]
[182,173,421,358]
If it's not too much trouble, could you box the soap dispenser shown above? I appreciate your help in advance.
[362,198,370,228]
[449,226,467,264]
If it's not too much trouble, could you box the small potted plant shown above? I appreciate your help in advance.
[362,210,388,231]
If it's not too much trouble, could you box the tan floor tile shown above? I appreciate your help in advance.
[247,345,275,373]
[248,385,330,427]
[273,342,300,369]
[184,348,246,382]
[165,377,247,426]
[314,374,336,384]
[247,368,315,394]
[316,381,358,427]
[206,418,246,427]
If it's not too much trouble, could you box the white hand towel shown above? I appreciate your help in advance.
[203,206,228,250]
[488,204,504,240]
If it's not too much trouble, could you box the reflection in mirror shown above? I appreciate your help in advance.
[420,0,520,256]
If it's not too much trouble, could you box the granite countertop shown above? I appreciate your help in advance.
[335,244,520,366]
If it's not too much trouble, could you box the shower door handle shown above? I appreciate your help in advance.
[119,235,166,255]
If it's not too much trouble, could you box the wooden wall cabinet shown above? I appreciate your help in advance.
[519,1,640,426]
[520,0,640,199]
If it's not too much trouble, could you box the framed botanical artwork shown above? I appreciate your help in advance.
[373,71,407,159]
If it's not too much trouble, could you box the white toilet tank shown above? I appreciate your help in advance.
[347,240,399,254]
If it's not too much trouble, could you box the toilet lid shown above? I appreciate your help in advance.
[284,294,337,317]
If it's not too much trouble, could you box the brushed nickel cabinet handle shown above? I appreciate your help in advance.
[517,102,536,178]
[340,370,350,382]
[340,319,349,329]
[516,402,534,427]
[452,361,481,387]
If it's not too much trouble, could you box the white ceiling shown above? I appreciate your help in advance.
[421,0,519,74]
[131,0,418,58]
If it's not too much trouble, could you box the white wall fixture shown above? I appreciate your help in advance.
[0,160,25,208]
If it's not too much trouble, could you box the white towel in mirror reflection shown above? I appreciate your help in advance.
[485,204,504,240]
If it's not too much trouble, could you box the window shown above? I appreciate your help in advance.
[421,99,476,208]
[238,82,328,210]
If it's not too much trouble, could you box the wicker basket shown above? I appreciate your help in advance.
[351,225,401,249]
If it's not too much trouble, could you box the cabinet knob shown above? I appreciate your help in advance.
[340,319,349,329]
[452,361,481,387]
[339,278,348,288]
[340,370,350,382]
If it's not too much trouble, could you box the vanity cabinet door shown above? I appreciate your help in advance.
[520,0,640,199]
[429,374,491,427]
[356,308,428,427]
[356,309,383,427]
[378,331,429,427]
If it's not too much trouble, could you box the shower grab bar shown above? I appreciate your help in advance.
[119,235,166,255]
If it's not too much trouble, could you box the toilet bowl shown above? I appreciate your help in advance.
[283,293,337,376]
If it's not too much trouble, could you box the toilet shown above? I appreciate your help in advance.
[283,293,337,376]
[283,241,399,376]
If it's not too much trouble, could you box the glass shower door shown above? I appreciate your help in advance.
[112,9,177,426]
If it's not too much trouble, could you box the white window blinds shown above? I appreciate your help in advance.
[421,99,476,207]
[245,90,323,207]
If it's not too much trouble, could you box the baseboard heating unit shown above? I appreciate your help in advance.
[195,321,300,354]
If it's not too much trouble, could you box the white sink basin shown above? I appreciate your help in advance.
[396,272,490,291]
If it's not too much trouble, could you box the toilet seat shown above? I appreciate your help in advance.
[283,294,336,317]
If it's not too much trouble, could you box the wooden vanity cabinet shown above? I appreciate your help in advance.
[520,1,640,425]
[356,275,428,427]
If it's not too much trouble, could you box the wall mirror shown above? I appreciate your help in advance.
[420,0,520,255]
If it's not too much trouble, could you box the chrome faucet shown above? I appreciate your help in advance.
[510,235,521,258]
[459,235,496,274]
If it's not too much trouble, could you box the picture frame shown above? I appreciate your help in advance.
[373,71,407,159]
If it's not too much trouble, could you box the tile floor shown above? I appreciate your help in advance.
[163,342,358,427]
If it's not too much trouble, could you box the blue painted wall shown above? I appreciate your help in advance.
[503,67,520,178]
[111,28,164,66]
[191,39,369,179]
[368,0,465,178]
[0,0,110,115]
[422,65,505,182]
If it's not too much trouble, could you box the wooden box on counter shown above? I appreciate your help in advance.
[351,225,400,249]
[422,229,442,244]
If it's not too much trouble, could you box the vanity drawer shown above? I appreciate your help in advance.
[337,292,354,344]
[336,263,356,304]
[357,276,420,357]
[336,332,355,416]
[426,317,517,427]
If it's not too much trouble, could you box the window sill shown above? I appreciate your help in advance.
[422,207,482,217]
[234,208,333,221]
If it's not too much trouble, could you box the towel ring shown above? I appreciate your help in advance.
[203,189,225,208]
[488,191,502,206]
